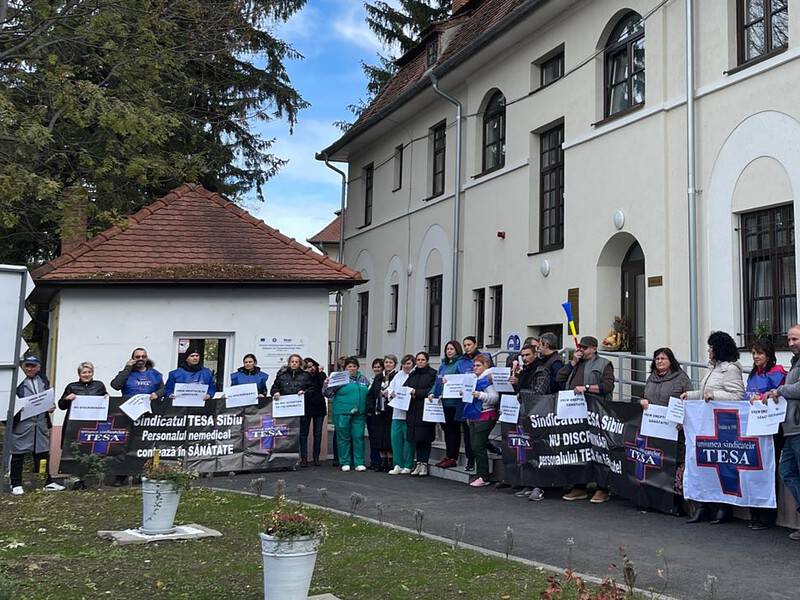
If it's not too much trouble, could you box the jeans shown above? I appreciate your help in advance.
[469,419,496,481]
[299,415,325,462]
[779,434,800,510]
[10,452,52,487]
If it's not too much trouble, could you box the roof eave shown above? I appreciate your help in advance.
[34,277,362,289]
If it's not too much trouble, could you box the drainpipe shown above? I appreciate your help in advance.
[685,0,699,366]
[430,74,462,340]
[322,154,347,368]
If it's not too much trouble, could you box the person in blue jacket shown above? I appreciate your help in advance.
[229,353,269,396]
[110,348,165,399]
[429,340,474,470]
[165,346,216,399]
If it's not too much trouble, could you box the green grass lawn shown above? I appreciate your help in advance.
[0,487,607,600]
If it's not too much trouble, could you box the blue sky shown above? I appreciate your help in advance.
[241,0,388,245]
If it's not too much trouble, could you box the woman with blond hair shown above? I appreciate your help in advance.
[58,361,108,423]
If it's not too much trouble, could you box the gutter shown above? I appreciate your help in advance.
[685,0,699,366]
[321,154,348,367]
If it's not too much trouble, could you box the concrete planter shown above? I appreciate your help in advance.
[141,477,181,535]
[259,532,320,600]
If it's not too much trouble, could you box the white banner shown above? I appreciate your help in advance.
[173,382,208,407]
[326,371,349,389]
[746,397,787,436]
[389,387,411,411]
[224,383,259,409]
[69,395,109,421]
[641,404,679,441]
[666,396,685,424]
[556,390,588,420]
[119,394,152,421]
[422,398,445,423]
[491,367,515,393]
[19,388,55,420]
[499,395,520,424]
[683,400,776,508]
[273,394,305,418]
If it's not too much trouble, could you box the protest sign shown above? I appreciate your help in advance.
[746,396,787,436]
[19,388,55,420]
[666,396,685,424]
[70,395,109,421]
[327,371,349,388]
[224,383,259,409]
[119,394,151,422]
[556,390,588,420]
[273,394,304,418]
[173,382,208,407]
[389,387,411,411]
[442,374,475,398]
[640,405,679,441]
[492,367,515,393]
[462,376,477,403]
[499,395,520,424]
[422,398,445,423]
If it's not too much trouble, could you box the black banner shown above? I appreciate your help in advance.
[61,397,300,476]
[502,392,679,514]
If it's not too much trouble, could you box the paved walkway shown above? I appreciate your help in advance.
[204,467,800,600]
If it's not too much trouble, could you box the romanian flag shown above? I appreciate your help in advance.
[561,302,578,347]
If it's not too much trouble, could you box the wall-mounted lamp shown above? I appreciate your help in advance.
[497,231,506,239]
[540,259,550,277]
[613,210,625,230]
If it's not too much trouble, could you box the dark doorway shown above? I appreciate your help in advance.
[621,242,646,397]
[176,337,227,393]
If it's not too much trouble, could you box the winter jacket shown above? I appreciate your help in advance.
[464,350,494,367]
[404,366,438,442]
[12,375,52,454]
[327,371,370,416]
[643,369,693,406]
[463,369,499,421]
[270,368,312,397]
[230,366,269,395]
[747,364,787,398]
[164,364,216,397]
[110,361,164,397]
[684,361,745,402]
[775,354,800,437]
[58,379,108,424]
[367,370,398,415]
[530,352,564,395]
[431,356,474,407]
[557,355,615,401]
[388,370,411,420]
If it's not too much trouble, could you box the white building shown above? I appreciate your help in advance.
[319,0,799,369]
[32,183,360,462]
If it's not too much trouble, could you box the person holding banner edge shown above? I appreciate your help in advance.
[164,347,216,400]
[10,356,63,494]
[681,331,745,525]
[557,335,614,503]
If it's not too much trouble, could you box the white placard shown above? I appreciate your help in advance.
[273,393,305,418]
[326,371,350,389]
[499,395,521,424]
[491,367,515,393]
[19,388,55,420]
[173,382,208,407]
[556,390,588,420]
[389,387,411,411]
[641,404,679,441]
[462,376,477,403]
[119,394,152,421]
[666,396,685,424]
[422,398,445,423]
[746,397,788,436]
[69,395,109,421]
[442,374,476,398]
[224,383,259,408]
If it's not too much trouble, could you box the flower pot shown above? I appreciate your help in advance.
[141,477,181,535]
[259,532,320,600]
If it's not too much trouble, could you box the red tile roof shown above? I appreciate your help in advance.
[307,215,341,245]
[33,184,362,286]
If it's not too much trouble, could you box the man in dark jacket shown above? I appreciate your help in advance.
[531,333,564,395]
[110,348,164,400]
[11,357,63,494]
[511,344,540,392]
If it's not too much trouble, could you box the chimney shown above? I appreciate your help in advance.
[59,185,88,254]
[452,0,472,15]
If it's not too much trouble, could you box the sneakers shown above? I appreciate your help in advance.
[44,482,65,492]
[341,465,351,472]
[514,488,533,498]
[435,457,457,469]
[528,488,545,502]
[487,443,503,457]
[417,463,429,477]
[400,467,412,474]
[562,488,589,501]
[355,465,367,472]
[465,460,475,472]
[388,465,402,475]
[410,463,422,476]
[590,489,610,504]
[11,486,23,496]
[470,477,491,487]
[789,530,800,541]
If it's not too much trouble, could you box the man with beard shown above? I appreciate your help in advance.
[110,348,164,400]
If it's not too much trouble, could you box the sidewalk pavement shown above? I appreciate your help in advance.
[203,466,799,600]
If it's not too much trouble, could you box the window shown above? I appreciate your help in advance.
[540,52,564,87]
[393,145,403,191]
[604,12,645,118]
[431,122,446,197]
[482,91,506,173]
[388,284,399,332]
[738,0,788,65]
[357,291,369,356]
[488,285,503,347]
[539,124,564,252]
[740,204,796,346]
[473,288,485,347]
[426,276,443,354]
[363,163,373,226]
[427,37,438,67]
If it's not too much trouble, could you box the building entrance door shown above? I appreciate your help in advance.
[621,242,645,397]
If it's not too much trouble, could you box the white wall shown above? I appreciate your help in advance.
[50,286,329,424]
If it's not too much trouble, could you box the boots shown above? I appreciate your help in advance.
[686,504,709,523]
[710,505,732,525]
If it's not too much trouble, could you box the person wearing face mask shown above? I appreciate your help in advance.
[110,348,165,400]
[324,356,370,472]
[387,354,416,475]
[164,346,216,400]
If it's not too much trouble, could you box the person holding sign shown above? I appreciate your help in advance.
[745,339,786,530]
[681,331,745,525]
[367,355,399,472]
[164,346,216,400]
[430,340,475,470]
[387,355,415,475]
[10,357,63,495]
[324,357,370,472]
[301,357,328,467]
[230,353,270,396]
[110,348,164,401]
[404,352,438,477]
[58,361,109,425]
[557,335,615,504]
[463,355,499,488]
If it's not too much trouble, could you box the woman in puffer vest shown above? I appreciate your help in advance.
[463,354,499,488]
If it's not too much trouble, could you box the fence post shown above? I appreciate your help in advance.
[617,354,624,402]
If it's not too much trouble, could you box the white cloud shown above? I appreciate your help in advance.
[245,190,341,246]
[332,2,384,52]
